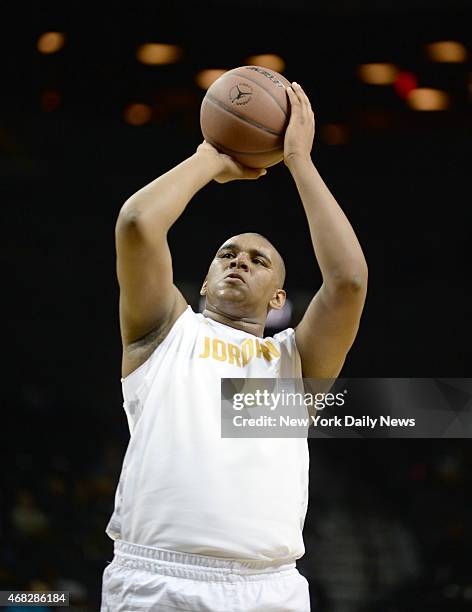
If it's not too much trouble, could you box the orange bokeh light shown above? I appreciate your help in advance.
[37,32,65,54]
[426,41,467,63]
[195,69,227,90]
[136,43,182,65]
[124,103,152,126]
[245,54,285,73]
[358,63,398,85]
[407,88,450,111]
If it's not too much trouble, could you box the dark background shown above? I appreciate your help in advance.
[1,2,471,610]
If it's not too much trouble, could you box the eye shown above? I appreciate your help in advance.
[220,252,234,258]
[253,258,265,265]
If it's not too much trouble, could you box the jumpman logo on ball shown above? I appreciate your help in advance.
[229,83,253,104]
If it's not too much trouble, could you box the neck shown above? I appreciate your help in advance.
[202,306,265,338]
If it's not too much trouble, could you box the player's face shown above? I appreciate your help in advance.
[201,234,285,317]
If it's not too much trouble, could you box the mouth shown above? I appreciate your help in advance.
[225,272,246,284]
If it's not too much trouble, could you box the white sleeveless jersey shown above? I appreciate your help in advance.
[106,306,309,562]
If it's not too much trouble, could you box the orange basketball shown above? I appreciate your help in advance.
[200,66,291,169]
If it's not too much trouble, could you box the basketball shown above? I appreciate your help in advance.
[200,66,291,169]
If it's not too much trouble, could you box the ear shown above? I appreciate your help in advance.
[268,289,286,311]
[200,278,208,296]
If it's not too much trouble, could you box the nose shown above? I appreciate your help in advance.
[230,253,249,271]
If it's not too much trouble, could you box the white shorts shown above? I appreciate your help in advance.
[101,540,310,611]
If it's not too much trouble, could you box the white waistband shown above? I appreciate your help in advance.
[112,540,298,583]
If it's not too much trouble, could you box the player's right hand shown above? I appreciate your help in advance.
[195,141,267,184]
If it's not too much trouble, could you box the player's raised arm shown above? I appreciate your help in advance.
[284,82,368,379]
[115,142,266,360]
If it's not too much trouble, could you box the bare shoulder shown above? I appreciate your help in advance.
[121,289,188,379]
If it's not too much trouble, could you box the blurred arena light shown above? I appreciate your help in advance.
[245,54,285,73]
[40,90,62,112]
[357,63,398,85]
[195,69,227,90]
[124,103,152,126]
[407,88,450,111]
[37,32,65,54]
[394,71,418,99]
[320,124,348,145]
[426,41,468,63]
[136,43,182,65]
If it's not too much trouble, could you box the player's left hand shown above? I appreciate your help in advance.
[284,82,315,167]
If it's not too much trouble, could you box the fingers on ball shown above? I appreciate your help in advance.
[287,87,300,107]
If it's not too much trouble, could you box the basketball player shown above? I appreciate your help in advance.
[101,82,367,611]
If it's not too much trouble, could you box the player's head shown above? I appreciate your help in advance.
[200,232,286,321]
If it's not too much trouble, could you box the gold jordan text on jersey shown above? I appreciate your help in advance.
[198,335,280,366]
